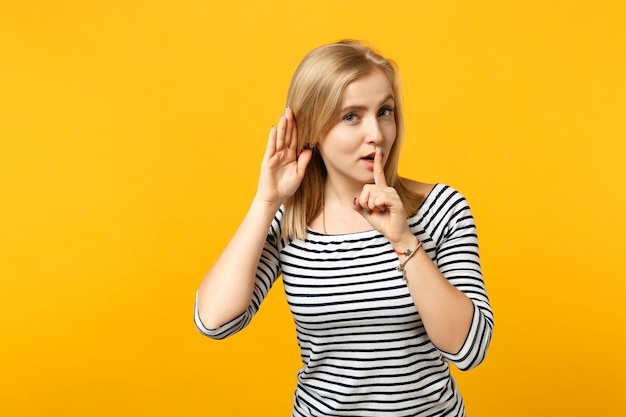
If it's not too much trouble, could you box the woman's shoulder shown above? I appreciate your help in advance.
[402,180,467,201]
[402,179,437,200]
[401,180,471,219]
[400,178,437,210]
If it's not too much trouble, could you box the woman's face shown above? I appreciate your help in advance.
[317,68,396,190]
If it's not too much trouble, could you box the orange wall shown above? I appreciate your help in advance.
[1,1,624,416]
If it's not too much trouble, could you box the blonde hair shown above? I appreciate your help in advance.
[283,40,420,239]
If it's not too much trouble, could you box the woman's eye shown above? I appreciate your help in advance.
[378,107,394,117]
[343,113,358,122]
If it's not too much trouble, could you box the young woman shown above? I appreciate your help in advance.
[195,40,493,417]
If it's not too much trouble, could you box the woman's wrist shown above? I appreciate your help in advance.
[394,237,422,281]
[390,235,420,256]
[251,195,282,214]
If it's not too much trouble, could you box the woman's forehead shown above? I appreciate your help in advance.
[341,69,394,108]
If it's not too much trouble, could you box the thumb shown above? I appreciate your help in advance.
[297,149,313,175]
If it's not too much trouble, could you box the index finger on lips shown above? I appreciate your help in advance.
[373,146,387,187]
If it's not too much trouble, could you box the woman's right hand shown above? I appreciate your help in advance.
[256,107,312,206]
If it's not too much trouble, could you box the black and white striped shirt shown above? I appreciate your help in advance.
[195,184,494,416]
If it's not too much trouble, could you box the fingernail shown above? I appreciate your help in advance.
[378,146,384,156]
[363,208,369,214]
[352,197,357,206]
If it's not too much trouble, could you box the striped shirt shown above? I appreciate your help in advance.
[195,184,494,416]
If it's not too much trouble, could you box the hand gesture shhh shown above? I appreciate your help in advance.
[256,108,312,206]
[352,146,414,246]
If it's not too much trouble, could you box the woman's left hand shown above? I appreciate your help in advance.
[353,146,416,249]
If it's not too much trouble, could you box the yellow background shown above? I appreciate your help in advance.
[1,1,624,416]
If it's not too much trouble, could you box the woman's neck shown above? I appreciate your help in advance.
[315,179,373,235]
[323,178,368,209]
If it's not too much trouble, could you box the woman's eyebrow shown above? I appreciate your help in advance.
[340,95,395,113]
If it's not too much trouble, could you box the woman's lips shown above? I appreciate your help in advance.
[361,153,376,169]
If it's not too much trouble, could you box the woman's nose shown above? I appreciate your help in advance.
[365,118,383,144]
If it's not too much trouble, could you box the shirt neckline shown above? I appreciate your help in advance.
[305,183,442,238]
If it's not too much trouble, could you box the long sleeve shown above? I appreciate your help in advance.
[417,185,494,370]
[194,210,284,339]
